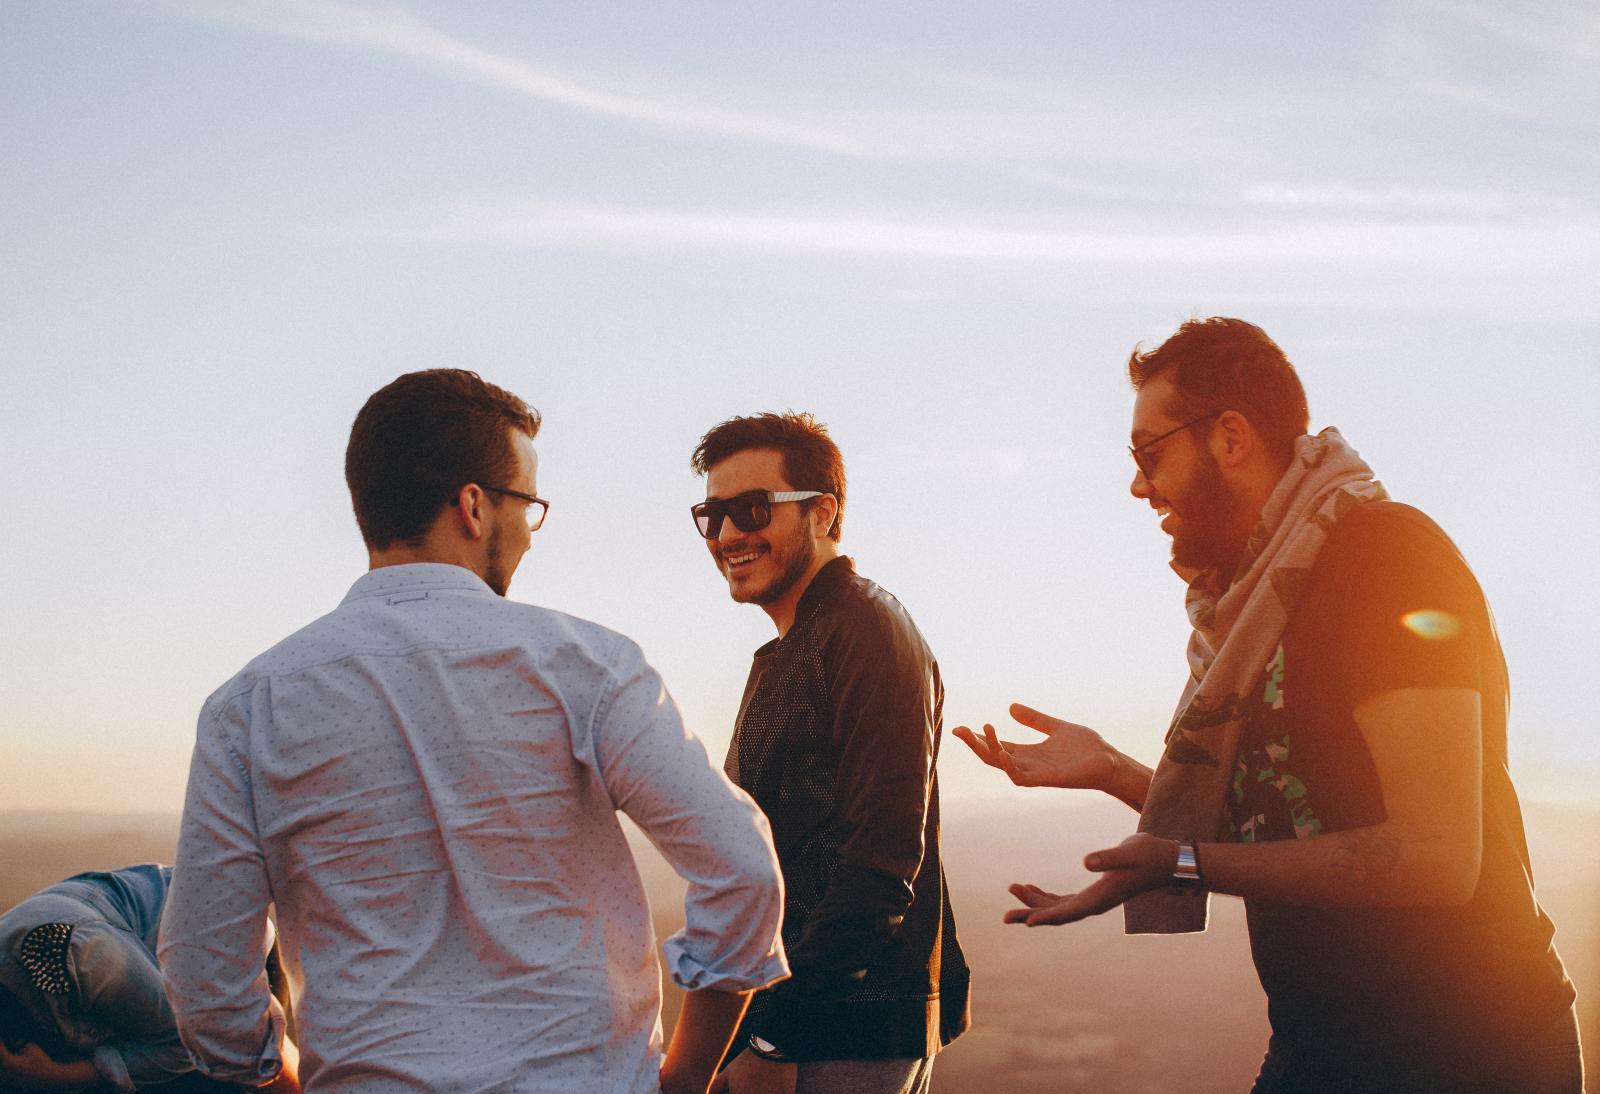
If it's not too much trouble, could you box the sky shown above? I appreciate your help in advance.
[2,0,1597,814]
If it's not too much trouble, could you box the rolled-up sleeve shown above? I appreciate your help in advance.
[158,688,286,1086]
[593,639,789,993]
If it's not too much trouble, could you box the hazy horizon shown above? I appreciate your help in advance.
[6,796,1595,1093]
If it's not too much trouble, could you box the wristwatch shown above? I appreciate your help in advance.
[747,1035,791,1063]
[1171,841,1204,890]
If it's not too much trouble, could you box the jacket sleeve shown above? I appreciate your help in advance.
[157,687,287,1086]
[593,636,790,994]
[757,599,937,1025]
[60,920,197,1092]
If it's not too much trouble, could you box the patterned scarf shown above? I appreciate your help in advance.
[1125,428,1386,934]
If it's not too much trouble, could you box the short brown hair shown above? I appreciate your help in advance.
[345,369,540,550]
[690,411,846,541]
[1128,317,1310,468]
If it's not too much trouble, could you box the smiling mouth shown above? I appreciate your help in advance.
[720,544,768,573]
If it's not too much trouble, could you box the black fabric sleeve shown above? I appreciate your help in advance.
[1308,503,1483,710]
[757,597,934,1020]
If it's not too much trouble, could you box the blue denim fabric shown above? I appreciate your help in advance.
[0,865,195,1092]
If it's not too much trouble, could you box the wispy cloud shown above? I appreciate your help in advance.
[164,0,1237,169]
[1243,183,1589,219]
[369,196,1599,266]
[1439,0,1600,66]
[357,197,1600,320]
[171,0,881,155]
[1384,0,1600,125]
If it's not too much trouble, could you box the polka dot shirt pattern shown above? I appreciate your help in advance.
[158,564,787,1093]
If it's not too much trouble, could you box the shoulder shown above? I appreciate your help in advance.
[1292,502,1489,690]
[833,571,923,632]
[500,600,641,661]
[203,598,648,719]
[1304,501,1483,616]
[822,571,936,666]
[1318,502,1468,575]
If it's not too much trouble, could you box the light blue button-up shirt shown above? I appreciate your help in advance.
[159,564,787,1092]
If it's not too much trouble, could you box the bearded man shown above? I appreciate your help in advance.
[957,318,1582,1093]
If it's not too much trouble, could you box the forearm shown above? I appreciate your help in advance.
[0,1053,105,1091]
[661,988,751,1094]
[1201,821,1480,907]
[1106,749,1153,812]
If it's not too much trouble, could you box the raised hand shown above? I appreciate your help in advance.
[1003,834,1178,927]
[952,702,1121,792]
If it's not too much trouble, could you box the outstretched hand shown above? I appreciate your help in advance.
[952,702,1119,792]
[1003,834,1178,927]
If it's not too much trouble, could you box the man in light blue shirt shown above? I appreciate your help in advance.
[160,369,788,1093]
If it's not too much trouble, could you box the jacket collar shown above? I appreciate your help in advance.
[782,555,856,637]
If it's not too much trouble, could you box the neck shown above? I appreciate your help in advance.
[368,539,485,582]
[763,543,841,638]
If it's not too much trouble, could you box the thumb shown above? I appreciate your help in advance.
[1008,702,1062,736]
[1084,841,1145,872]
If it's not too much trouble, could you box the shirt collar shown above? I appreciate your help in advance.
[340,563,496,604]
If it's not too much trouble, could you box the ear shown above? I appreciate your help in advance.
[811,494,840,539]
[451,484,491,540]
[1211,410,1255,469]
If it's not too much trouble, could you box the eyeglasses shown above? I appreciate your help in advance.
[691,489,825,540]
[1129,411,1222,481]
[483,485,550,532]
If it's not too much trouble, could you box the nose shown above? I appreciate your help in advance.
[1130,462,1153,500]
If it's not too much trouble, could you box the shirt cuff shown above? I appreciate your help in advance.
[663,936,789,993]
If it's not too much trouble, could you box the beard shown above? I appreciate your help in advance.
[1170,450,1251,576]
[728,515,818,607]
[483,518,517,597]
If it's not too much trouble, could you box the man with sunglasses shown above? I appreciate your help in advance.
[690,412,970,1094]
[162,370,789,1094]
[956,318,1581,1092]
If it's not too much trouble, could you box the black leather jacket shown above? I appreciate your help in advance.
[726,557,970,1060]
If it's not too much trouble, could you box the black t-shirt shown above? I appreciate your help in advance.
[1226,502,1574,1085]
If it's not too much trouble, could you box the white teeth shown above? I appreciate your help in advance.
[726,551,760,566]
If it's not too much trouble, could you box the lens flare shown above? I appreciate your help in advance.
[1401,609,1461,640]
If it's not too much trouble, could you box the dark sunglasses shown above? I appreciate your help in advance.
[691,489,826,540]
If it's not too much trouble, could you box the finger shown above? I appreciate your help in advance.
[982,725,1025,782]
[1032,873,1139,925]
[1006,882,1063,906]
[1004,890,1090,926]
[951,725,998,766]
[1008,702,1064,736]
[983,724,1018,761]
